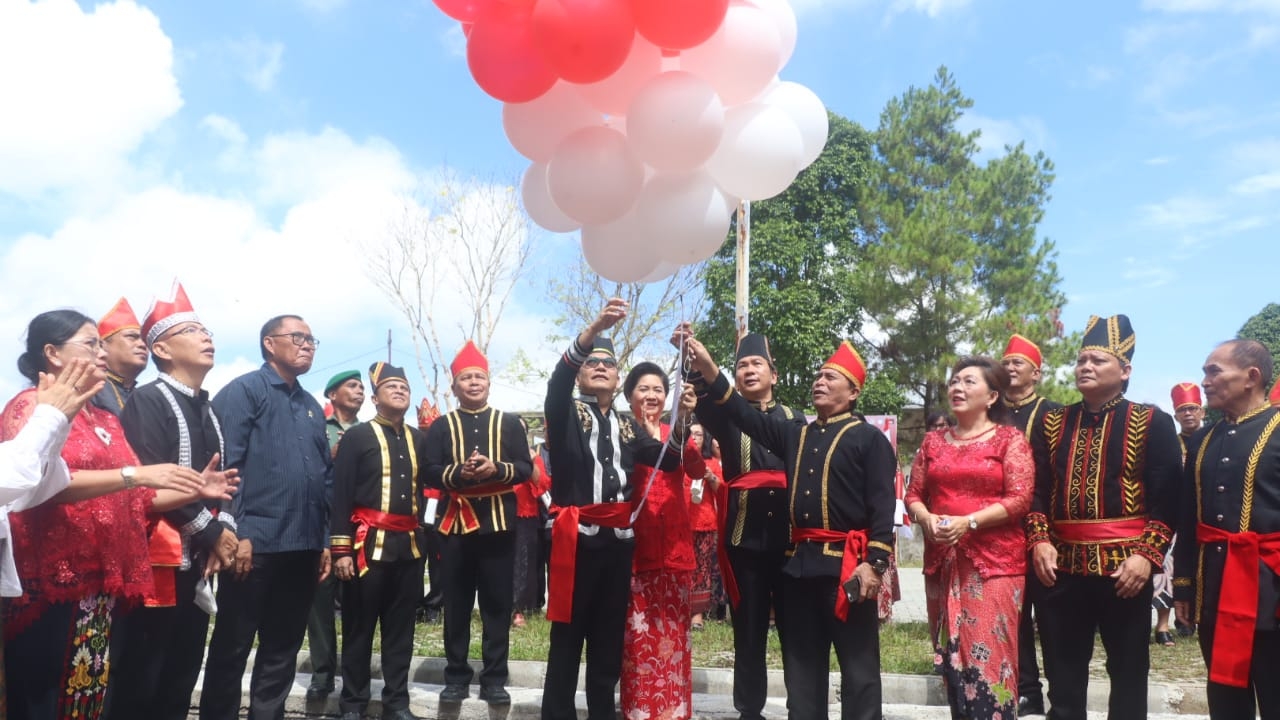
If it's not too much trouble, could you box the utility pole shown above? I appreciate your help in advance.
[735,200,751,341]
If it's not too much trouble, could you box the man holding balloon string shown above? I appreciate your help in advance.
[541,299,689,720]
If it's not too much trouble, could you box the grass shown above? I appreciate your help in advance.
[331,612,1208,682]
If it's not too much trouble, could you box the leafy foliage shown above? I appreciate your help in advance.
[1238,303,1280,359]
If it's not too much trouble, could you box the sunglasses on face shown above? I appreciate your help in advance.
[583,357,617,369]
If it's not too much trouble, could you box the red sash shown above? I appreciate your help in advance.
[352,507,417,576]
[717,470,787,608]
[144,519,183,607]
[546,502,631,624]
[791,526,868,621]
[1052,517,1147,544]
[1195,523,1280,688]
[438,483,513,535]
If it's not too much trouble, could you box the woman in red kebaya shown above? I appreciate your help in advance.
[686,423,722,630]
[905,356,1033,720]
[620,363,705,720]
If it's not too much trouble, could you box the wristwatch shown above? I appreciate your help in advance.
[968,515,979,531]
[121,465,137,488]
[870,557,890,576]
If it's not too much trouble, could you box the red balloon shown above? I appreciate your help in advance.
[433,0,492,23]
[630,0,728,51]
[531,0,635,85]
[467,11,559,103]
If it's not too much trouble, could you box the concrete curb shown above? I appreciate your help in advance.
[269,652,1208,716]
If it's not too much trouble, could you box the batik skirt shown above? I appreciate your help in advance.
[4,593,118,720]
[621,569,693,720]
[925,552,1022,720]
[690,530,723,616]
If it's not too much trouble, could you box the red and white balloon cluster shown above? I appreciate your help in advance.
[434,0,829,283]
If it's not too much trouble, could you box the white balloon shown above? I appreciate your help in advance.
[520,162,580,233]
[503,82,602,163]
[547,126,645,225]
[638,261,680,283]
[626,71,725,173]
[574,33,665,117]
[760,81,829,169]
[581,212,660,283]
[678,4,783,106]
[745,0,797,68]
[708,102,804,201]
[633,170,733,265]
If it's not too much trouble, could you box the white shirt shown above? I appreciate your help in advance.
[0,403,73,597]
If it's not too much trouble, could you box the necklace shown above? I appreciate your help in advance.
[949,424,997,442]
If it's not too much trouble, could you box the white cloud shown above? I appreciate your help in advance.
[1144,155,1176,165]
[441,24,467,58]
[253,127,419,207]
[1138,195,1227,227]
[1142,0,1280,14]
[0,0,182,197]
[200,113,249,170]
[295,0,349,13]
[955,112,1049,160]
[227,36,285,92]
[887,0,972,17]
[1122,258,1176,288]
[1230,171,1280,194]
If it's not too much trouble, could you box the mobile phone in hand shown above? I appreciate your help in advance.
[843,575,862,604]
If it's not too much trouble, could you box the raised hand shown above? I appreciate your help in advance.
[198,453,240,501]
[135,463,206,494]
[592,298,629,333]
[37,358,103,421]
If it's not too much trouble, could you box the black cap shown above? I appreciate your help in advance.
[368,362,409,389]
[735,333,774,367]
[591,337,615,357]
[1080,315,1136,363]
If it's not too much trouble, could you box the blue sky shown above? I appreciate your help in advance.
[0,0,1275,416]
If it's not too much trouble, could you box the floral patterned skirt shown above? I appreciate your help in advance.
[4,593,117,720]
[925,552,1022,720]
[621,569,693,720]
[690,530,723,616]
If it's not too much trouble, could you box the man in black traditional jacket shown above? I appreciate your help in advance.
[541,298,687,720]
[681,329,896,720]
[330,363,427,720]
[112,282,239,720]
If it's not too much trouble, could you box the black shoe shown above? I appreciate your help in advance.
[478,686,511,705]
[340,712,362,720]
[1017,696,1045,717]
[306,685,334,701]
[383,709,422,720]
[438,684,469,703]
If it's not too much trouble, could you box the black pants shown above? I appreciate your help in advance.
[306,573,338,690]
[108,568,211,720]
[1198,624,1280,719]
[339,557,424,714]
[779,574,882,720]
[441,531,515,688]
[541,536,634,720]
[513,516,545,613]
[726,545,788,720]
[420,530,445,614]
[199,550,320,720]
[1037,573,1152,720]
[1017,569,1047,703]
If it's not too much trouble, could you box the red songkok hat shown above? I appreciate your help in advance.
[1270,378,1280,408]
[450,340,489,378]
[1170,382,1202,410]
[1003,334,1043,368]
[98,297,140,340]
[141,280,200,347]
[822,340,867,390]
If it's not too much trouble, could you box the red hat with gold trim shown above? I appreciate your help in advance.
[1270,378,1280,408]
[1002,334,1043,368]
[450,340,489,377]
[822,340,867,389]
[141,281,200,347]
[98,297,140,340]
[1170,382,1202,409]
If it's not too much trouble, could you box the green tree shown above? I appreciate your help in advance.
[857,374,908,416]
[1238,303,1280,359]
[854,67,1070,414]
[699,112,874,409]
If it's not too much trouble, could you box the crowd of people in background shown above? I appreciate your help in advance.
[1,287,1279,720]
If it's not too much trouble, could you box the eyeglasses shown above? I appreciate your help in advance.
[929,422,950,430]
[583,357,617,369]
[59,338,103,352]
[268,332,319,348]
[165,325,214,340]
